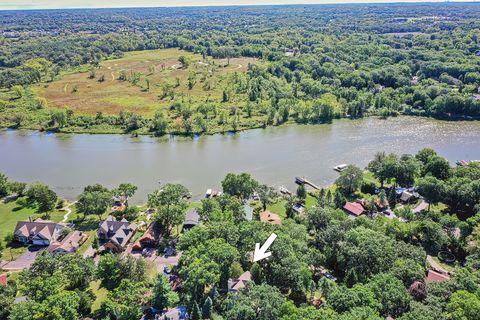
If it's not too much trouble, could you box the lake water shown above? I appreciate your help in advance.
[1,116,480,203]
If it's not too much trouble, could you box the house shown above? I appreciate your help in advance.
[399,191,417,204]
[260,210,281,225]
[132,221,161,251]
[243,205,254,221]
[48,231,85,255]
[0,274,7,286]
[98,216,137,252]
[425,269,450,284]
[343,202,365,217]
[14,219,64,246]
[228,271,252,292]
[183,208,200,232]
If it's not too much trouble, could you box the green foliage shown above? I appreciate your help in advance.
[26,182,58,213]
[335,165,364,195]
[76,184,112,218]
[151,274,179,311]
[96,253,146,290]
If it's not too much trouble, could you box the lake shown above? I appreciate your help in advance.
[1,116,480,203]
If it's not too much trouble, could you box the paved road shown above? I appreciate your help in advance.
[1,248,43,270]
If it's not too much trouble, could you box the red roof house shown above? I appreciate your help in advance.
[425,269,450,283]
[0,274,7,286]
[343,202,366,217]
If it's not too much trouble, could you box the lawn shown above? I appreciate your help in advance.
[0,199,65,260]
[89,280,109,311]
[37,48,259,116]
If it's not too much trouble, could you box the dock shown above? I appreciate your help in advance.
[295,176,321,190]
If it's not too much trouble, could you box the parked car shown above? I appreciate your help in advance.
[322,272,337,282]
[163,266,171,274]
[164,246,177,257]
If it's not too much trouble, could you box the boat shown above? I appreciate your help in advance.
[205,189,212,198]
[295,176,306,185]
[279,186,292,195]
[333,164,347,172]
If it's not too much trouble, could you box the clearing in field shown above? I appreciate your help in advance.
[37,48,259,115]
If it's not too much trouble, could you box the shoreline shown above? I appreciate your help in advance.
[2,114,480,139]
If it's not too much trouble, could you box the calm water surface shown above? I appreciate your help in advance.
[1,116,480,203]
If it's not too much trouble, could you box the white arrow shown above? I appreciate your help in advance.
[253,233,277,262]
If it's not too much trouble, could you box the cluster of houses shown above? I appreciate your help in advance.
[13,218,87,255]
[342,188,424,219]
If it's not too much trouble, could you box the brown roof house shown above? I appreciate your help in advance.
[228,271,252,293]
[14,219,64,246]
[260,210,281,225]
[132,221,161,251]
[343,202,366,217]
[98,216,137,253]
[48,231,86,255]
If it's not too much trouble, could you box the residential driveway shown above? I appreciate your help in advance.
[2,247,43,270]
[152,252,182,272]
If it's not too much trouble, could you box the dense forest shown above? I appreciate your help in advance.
[1,3,480,134]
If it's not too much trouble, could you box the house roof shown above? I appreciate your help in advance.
[400,191,414,202]
[14,220,59,241]
[343,202,365,216]
[259,211,281,225]
[230,271,252,291]
[48,231,84,253]
[426,269,450,283]
[184,208,200,226]
[133,221,160,250]
[98,216,137,248]
[244,205,254,221]
[0,274,7,286]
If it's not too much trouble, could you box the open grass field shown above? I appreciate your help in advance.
[37,48,259,116]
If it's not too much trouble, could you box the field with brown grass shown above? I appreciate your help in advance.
[37,48,258,115]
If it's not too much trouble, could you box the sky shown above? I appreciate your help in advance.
[0,0,476,11]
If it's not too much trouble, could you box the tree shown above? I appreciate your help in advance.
[97,253,146,290]
[151,110,169,136]
[7,181,26,196]
[148,183,189,237]
[99,279,147,320]
[0,173,9,198]
[335,165,364,195]
[225,283,285,320]
[112,183,137,205]
[296,184,307,200]
[76,184,112,219]
[26,182,58,214]
[416,176,445,211]
[178,56,191,69]
[151,274,179,311]
[202,296,213,319]
[221,173,258,200]
[366,273,411,317]
[446,290,480,320]
[424,156,451,180]
[257,184,277,210]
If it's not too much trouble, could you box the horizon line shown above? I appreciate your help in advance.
[1,1,479,12]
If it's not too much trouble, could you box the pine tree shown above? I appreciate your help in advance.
[334,190,345,209]
[388,187,397,208]
[191,302,201,320]
[296,184,307,200]
[202,297,213,319]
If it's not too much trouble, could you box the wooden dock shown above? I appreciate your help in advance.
[295,176,321,190]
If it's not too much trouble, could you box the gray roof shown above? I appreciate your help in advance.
[243,205,253,221]
[184,208,200,226]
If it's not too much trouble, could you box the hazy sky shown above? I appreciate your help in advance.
[0,0,475,11]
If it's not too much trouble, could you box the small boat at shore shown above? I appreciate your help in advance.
[333,164,347,172]
[279,186,292,195]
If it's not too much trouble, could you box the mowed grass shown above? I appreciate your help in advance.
[37,48,259,116]
[0,199,65,260]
